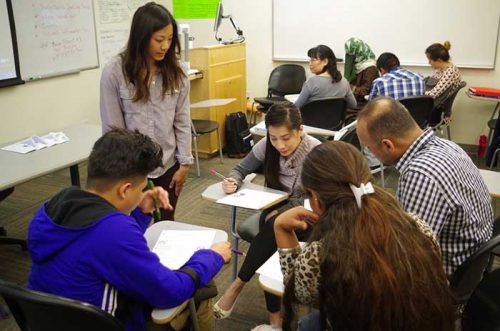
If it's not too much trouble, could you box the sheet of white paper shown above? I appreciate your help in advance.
[152,230,216,270]
[1,132,69,154]
[304,199,312,211]
[216,188,286,210]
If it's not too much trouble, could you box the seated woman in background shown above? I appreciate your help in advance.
[424,41,461,101]
[294,45,357,110]
[213,103,321,329]
[274,141,455,331]
[344,37,379,108]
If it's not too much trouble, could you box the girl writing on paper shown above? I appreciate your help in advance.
[294,45,357,110]
[424,41,462,100]
[100,2,192,221]
[343,37,379,108]
[273,141,455,331]
[214,103,321,329]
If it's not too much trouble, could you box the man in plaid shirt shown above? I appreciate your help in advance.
[368,53,425,100]
[357,97,493,275]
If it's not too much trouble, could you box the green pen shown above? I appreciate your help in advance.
[147,180,161,222]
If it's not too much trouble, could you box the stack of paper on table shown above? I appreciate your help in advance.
[152,230,216,270]
[216,188,288,210]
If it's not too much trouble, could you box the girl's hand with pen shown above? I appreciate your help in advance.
[222,177,238,194]
[138,186,173,214]
[210,241,232,264]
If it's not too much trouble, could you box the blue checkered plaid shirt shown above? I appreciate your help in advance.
[395,129,494,275]
[369,66,425,100]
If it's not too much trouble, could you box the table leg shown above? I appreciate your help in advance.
[229,206,239,280]
[188,298,200,331]
[70,164,80,187]
[487,103,500,144]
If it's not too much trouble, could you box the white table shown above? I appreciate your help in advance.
[284,94,300,103]
[144,221,227,326]
[479,169,500,199]
[201,174,288,279]
[466,91,499,143]
[250,121,336,138]
[0,123,101,190]
[190,98,236,109]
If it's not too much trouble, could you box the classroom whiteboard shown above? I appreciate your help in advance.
[273,0,500,68]
[12,0,99,80]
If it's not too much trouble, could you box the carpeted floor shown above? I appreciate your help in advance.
[0,145,497,331]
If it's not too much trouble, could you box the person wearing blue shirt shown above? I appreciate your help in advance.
[368,52,425,100]
[27,128,231,331]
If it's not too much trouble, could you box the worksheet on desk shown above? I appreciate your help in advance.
[152,230,215,270]
[216,188,287,210]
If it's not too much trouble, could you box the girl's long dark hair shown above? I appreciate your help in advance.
[308,45,342,83]
[282,141,455,331]
[263,103,302,191]
[121,2,185,102]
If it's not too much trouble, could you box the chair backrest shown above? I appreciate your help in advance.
[399,96,435,129]
[461,268,500,331]
[449,234,500,305]
[430,81,467,125]
[268,64,306,97]
[300,97,347,131]
[334,120,361,150]
[0,279,124,331]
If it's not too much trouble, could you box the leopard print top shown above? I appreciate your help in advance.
[279,214,440,305]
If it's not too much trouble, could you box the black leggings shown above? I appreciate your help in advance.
[237,203,311,313]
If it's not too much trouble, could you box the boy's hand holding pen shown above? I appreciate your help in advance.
[143,180,173,221]
[209,168,238,194]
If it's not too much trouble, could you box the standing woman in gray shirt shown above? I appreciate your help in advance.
[100,2,193,221]
[295,45,357,110]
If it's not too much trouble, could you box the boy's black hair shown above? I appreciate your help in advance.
[376,52,400,72]
[86,128,163,191]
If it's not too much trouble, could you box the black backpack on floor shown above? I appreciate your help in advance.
[224,112,254,158]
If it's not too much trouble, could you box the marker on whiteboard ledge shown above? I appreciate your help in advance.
[209,168,227,180]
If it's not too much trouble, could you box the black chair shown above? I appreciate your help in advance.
[449,234,500,305]
[236,212,262,243]
[399,96,435,129]
[0,279,124,331]
[334,121,385,187]
[254,64,306,113]
[461,268,500,331]
[191,119,223,177]
[300,98,347,132]
[0,187,27,250]
[430,81,467,140]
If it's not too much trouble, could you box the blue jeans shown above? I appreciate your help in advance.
[298,311,321,331]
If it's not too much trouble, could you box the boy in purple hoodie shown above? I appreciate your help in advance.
[27,128,231,331]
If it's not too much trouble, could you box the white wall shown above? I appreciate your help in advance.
[1,0,498,145]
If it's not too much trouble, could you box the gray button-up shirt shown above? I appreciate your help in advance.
[100,57,193,177]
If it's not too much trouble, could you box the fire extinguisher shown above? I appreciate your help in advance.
[478,134,487,158]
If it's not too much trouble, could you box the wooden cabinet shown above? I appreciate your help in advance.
[189,43,246,157]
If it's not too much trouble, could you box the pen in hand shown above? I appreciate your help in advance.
[209,168,227,180]
[231,248,247,256]
[147,180,162,222]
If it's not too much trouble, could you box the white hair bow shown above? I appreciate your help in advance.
[349,182,375,208]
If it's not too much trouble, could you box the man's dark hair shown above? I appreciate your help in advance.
[376,52,400,72]
[358,96,418,142]
[87,128,163,191]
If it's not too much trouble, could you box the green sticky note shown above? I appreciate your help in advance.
[173,0,220,19]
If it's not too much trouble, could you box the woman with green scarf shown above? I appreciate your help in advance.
[344,38,379,107]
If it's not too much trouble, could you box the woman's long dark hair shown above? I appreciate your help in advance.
[263,103,302,191]
[282,141,455,331]
[121,2,185,102]
[308,45,342,83]
[426,41,451,62]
